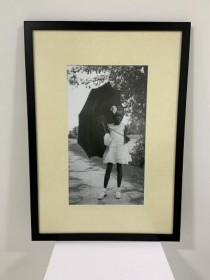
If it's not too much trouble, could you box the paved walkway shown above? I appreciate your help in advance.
[69,150,144,205]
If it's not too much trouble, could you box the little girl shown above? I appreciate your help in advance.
[98,106,132,200]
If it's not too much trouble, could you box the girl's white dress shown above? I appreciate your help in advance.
[103,122,132,164]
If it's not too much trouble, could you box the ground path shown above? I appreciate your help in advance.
[69,149,144,205]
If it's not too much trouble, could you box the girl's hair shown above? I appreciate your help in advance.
[111,105,124,124]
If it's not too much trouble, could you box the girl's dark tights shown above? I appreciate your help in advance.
[117,163,122,188]
[104,163,113,188]
[104,163,122,188]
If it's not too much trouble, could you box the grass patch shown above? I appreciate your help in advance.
[69,142,144,189]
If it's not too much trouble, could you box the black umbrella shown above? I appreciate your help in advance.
[78,82,122,158]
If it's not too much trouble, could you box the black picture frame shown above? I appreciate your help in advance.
[24,21,191,241]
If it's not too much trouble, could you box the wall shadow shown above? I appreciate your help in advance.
[4,25,54,280]
[162,28,197,279]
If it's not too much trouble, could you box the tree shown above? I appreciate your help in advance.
[67,65,147,121]
[68,126,78,139]
[130,135,145,168]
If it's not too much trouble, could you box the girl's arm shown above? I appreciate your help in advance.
[101,123,109,134]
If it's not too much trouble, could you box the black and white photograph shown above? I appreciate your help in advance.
[67,65,148,205]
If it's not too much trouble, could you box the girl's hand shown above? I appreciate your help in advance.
[100,122,109,134]
[124,135,130,144]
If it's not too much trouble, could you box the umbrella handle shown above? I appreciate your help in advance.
[101,122,107,134]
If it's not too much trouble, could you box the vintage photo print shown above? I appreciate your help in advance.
[67,65,148,205]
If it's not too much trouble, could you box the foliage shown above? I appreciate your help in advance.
[130,136,145,168]
[127,117,146,135]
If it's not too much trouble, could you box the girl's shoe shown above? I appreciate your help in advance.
[98,191,107,200]
[115,190,121,199]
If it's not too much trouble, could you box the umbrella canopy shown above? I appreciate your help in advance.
[78,82,122,158]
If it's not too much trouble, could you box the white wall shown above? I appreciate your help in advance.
[1,1,210,279]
